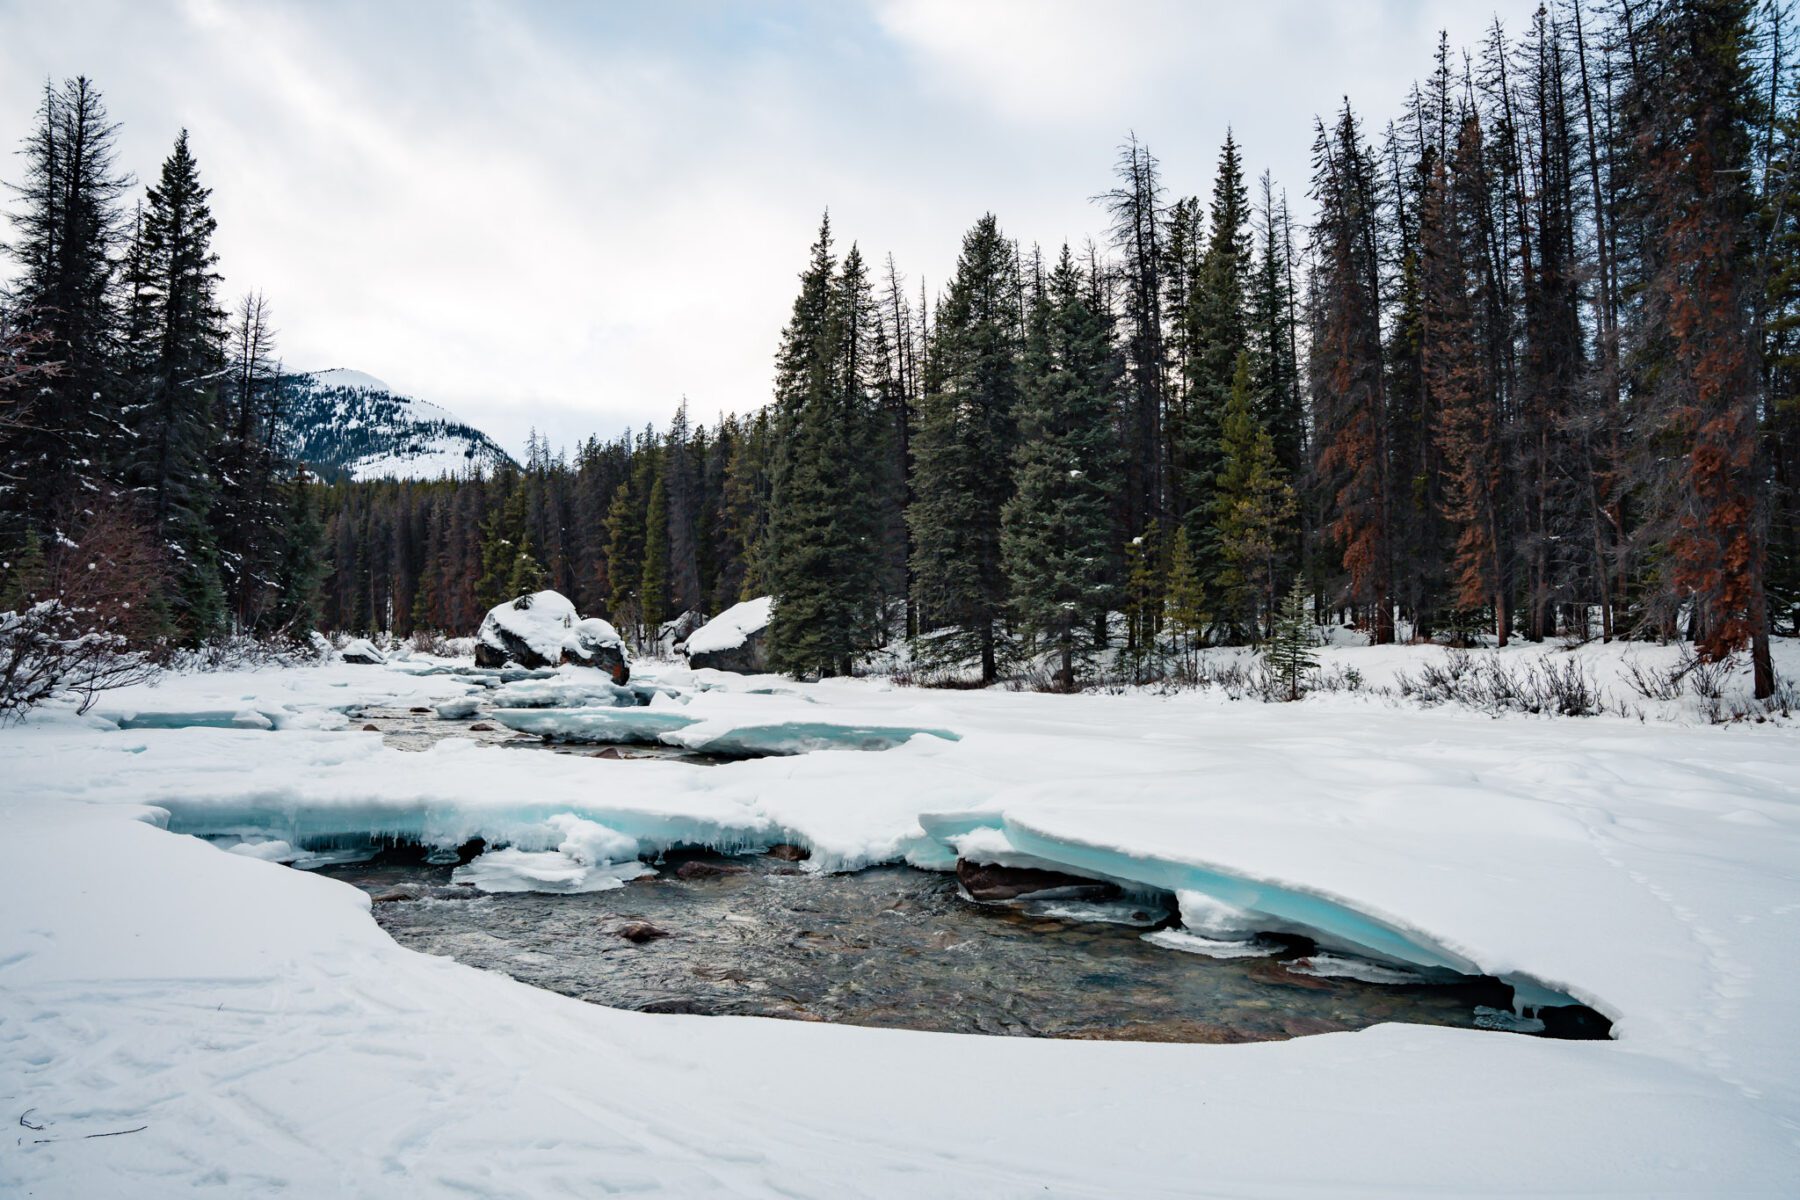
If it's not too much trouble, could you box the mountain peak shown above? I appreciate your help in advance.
[280,369,514,481]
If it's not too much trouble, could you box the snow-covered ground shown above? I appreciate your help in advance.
[3,641,1798,1196]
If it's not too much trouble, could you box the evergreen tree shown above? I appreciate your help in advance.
[764,219,885,676]
[1002,244,1121,689]
[267,468,326,637]
[1214,352,1295,638]
[1262,578,1319,701]
[1179,130,1253,569]
[1310,104,1395,642]
[0,77,130,545]
[1624,0,1774,694]
[639,473,670,631]
[1162,524,1207,672]
[908,214,1021,682]
[124,130,228,641]
[604,479,642,631]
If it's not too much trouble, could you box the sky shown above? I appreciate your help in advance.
[1,0,1546,458]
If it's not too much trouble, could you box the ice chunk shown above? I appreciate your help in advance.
[1174,888,1260,939]
[223,838,298,862]
[434,696,482,719]
[231,709,274,731]
[1141,929,1277,958]
[674,720,959,758]
[1289,953,1435,985]
[1026,899,1165,927]
[453,814,654,894]
[491,707,701,742]
[488,675,641,710]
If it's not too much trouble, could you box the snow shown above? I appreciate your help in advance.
[684,595,772,655]
[306,367,396,395]
[2,643,1799,1195]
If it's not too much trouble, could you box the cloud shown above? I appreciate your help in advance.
[3,0,1545,456]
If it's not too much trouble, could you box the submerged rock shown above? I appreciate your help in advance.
[955,858,1121,902]
[618,921,672,943]
[468,722,496,732]
[674,861,750,881]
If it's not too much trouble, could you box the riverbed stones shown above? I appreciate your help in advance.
[617,921,672,943]
[955,858,1121,902]
[675,861,750,881]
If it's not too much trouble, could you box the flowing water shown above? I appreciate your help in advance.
[319,847,1601,1043]
[328,702,1608,1043]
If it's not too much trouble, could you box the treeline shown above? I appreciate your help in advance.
[316,414,773,637]
[0,78,322,645]
[324,2,1796,696]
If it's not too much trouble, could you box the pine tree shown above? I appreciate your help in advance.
[0,77,130,545]
[267,468,326,638]
[1310,104,1395,643]
[1262,578,1319,701]
[603,479,642,631]
[640,472,670,631]
[1002,244,1121,689]
[908,214,1020,682]
[1214,352,1295,638]
[1100,135,1168,536]
[1179,130,1253,569]
[1423,139,1508,644]
[1162,524,1207,673]
[124,130,228,641]
[764,219,885,676]
[1625,0,1774,694]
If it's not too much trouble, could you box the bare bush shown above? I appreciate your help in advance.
[0,500,164,721]
[1396,651,1604,717]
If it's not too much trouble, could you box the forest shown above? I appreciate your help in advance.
[4,0,1797,701]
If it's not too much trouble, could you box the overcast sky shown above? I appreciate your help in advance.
[2,0,1544,457]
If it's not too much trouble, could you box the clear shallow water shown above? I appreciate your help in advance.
[319,847,1590,1044]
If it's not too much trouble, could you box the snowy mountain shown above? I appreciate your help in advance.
[280,368,515,481]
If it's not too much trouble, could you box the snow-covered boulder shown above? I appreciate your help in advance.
[341,637,386,665]
[561,617,630,684]
[682,596,772,674]
[474,591,631,682]
[474,591,579,669]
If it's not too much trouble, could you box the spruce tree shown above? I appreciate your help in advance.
[0,77,130,545]
[1002,245,1121,689]
[603,479,642,631]
[764,219,885,676]
[1262,578,1318,701]
[908,214,1020,682]
[1162,524,1207,673]
[1179,130,1253,562]
[639,473,670,631]
[1214,352,1295,638]
[124,130,228,641]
